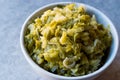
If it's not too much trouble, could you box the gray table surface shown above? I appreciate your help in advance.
[0,0,120,80]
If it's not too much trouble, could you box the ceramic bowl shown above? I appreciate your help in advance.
[20,2,119,80]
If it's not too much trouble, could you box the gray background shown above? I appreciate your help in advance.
[0,0,120,80]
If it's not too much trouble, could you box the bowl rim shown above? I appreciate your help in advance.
[20,2,119,80]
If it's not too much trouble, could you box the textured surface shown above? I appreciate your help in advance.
[0,0,120,80]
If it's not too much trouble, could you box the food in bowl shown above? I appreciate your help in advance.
[24,4,112,76]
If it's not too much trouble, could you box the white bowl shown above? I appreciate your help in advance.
[20,2,119,80]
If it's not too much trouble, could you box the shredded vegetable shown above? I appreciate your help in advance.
[24,4,112,76]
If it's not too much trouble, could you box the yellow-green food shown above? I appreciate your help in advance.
[24,4,112,76]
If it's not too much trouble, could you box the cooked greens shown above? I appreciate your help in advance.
[24,4,112,76]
